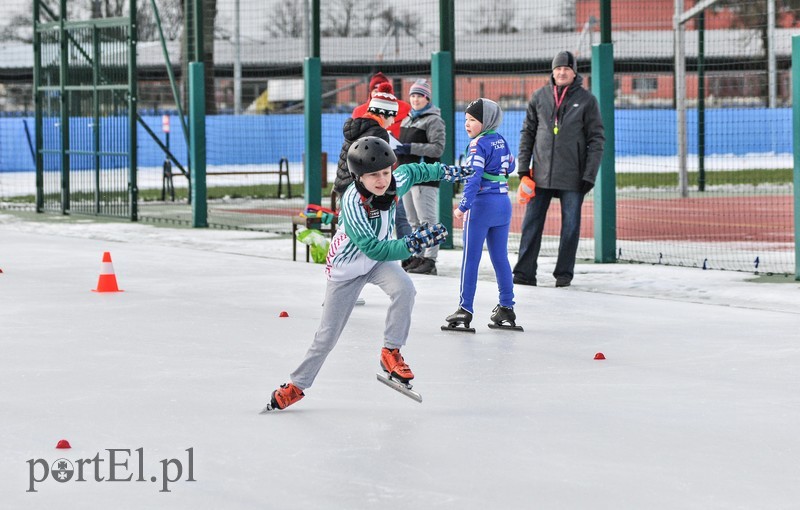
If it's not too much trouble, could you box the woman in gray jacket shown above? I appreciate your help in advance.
[394,79,446,275]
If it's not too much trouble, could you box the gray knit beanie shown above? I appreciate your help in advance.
[551,51,577,73]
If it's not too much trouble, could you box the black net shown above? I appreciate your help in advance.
[605,0,796,274]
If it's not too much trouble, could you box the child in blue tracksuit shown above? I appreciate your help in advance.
[445,98,519,330]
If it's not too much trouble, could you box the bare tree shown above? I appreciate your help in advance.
[322,0,387,37]
[138,0,185,41]
[375,6,421,37]
[265,0,304,38]
[475,4,519,34]
[0,11,34,43]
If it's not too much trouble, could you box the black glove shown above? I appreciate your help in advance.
[580,179,595,195]
[404,222,448,254]
[394,143,411,156]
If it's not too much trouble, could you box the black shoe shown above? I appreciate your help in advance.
[408,257,437,275]
[445,307,473,327]
[513,275,537,286]
[490,305,516,325]
[403,257,423,272]
[555,277,572,288]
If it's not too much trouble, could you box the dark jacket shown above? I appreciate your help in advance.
[334,116,389,196]
[397,105,446,188]
[517,74,605,191]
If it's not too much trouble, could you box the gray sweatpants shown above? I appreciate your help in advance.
[290,261,416,390]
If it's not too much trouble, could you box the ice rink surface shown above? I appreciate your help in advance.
[1,212,799,509]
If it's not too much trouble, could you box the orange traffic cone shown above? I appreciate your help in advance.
[93,252,123,293]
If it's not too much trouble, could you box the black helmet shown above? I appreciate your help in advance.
[347,136,397,177]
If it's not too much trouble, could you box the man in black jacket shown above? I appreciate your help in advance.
[513,50,605,288]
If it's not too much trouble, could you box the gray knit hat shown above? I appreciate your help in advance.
[465,98,503,133]
[551,51,577,73]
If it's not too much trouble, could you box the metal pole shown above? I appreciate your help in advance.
[600,0,611,44]
[698,10,706,192]
[189,62,207,227]
[234,0,241,114]
[675,0,688,198]
[193,0,203,63]
[59,0,70,214]
[594,0,616,263]
[303,0,322,207]
[33,0,43,212]
[436,0,455,249]
[593,42,617,263]
[129,0,138,220]
[792,35,800,280]
[767,0,776,108]
[93,25,101,213]
[189,0,207,226]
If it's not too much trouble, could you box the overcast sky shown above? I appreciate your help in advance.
[2,0,27,20]
[1,0,572,39]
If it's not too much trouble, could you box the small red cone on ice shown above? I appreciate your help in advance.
[93,252,123,293]
[594,352,606,360]
[56,439,71,449]
[279,311,289,318]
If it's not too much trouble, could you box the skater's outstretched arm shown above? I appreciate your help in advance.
[393,162,473,196]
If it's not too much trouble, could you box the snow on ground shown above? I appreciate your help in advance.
[0,153,793,198]
[1,211,799,509]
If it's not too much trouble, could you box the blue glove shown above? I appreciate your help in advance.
[440,163,474,183]
[394,143,411,156]
[404,222,448,254]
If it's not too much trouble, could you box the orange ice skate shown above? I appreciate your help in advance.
[261,382,304,413]
[380,347,414,383]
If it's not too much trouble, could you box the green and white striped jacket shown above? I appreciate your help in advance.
[325,162,443,281]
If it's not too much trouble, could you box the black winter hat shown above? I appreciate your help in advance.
[551,51,577,73]
[465,98,483,123]
[347,136,397,177]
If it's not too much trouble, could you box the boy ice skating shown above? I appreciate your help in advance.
[263,136,473,412]
[443,98,522,332]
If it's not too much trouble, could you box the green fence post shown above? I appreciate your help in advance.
[304,57,322,207]
[189,61,207,227]
[435,0,455,249]
[591,42,616,263]
[128,0,138,221]
[33,0,43,212]
[432,51,454,249]
[302,0,321,207]
[792,36,800,280]
[59,0,69,215]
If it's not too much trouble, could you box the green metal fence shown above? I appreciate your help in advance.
[13,0,800,278]
[33,0,138,220]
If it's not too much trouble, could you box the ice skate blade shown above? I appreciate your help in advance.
[488,323,524,332]
[377,373,422,403]
[440,324,476,333]
[259,403,277,414]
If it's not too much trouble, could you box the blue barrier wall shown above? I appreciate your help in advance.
[0,109,792,173]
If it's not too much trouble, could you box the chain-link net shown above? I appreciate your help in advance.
[1,0,797,274]
[601,0,796,274]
